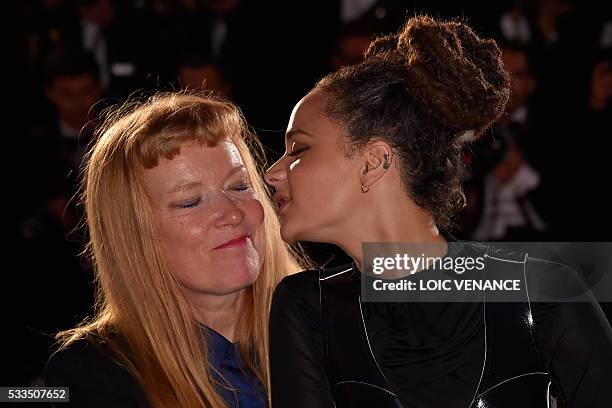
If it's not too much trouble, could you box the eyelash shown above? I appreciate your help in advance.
[231,182,252,192]
[288,147,308,157]
[176,181,252,209]
[179,198,201,209]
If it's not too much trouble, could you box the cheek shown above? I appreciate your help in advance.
[242,197,266,244]
[289,159,322,197]
[158,214,209,258]
[282,157,357,242]
[290,157,352,210]
[243,196,265,225]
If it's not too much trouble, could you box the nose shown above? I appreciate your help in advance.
[264,158,287,189]
[213,195,244,228]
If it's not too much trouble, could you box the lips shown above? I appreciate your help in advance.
[274,193,291,212]
[212,234,249,250]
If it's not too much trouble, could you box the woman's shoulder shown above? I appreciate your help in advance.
[272,264,356,315]
[277,269,320,290]
[276,264,355,296]
[46,336,118,377]
[45,335,149,407]
[273,269,321,310]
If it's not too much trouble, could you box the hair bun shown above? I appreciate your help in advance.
[394,16,510,138]
[364,34,398,60]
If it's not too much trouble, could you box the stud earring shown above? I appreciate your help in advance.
[383,153,390,170]
[361,184,370,193]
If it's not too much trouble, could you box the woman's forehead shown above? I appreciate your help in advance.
[289,91,319,121]
[144,140,246,192]
[288,93,336,135]
[171,139,244,172]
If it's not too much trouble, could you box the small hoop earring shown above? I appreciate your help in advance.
[361,184,370,193]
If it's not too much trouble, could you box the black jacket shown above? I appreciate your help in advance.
[45,338,149,408]
[269,242,612,407]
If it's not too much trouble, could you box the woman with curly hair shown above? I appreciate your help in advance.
[265,16,612,408]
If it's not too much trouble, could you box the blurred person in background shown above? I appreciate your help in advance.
[330,20,373,71]
[462,42,549,241]
[45,93,303,407]
[26,0,152,97]
[588,51,612,113]
[178,55,233,98]
[75,0,152,96]
[31,47,103,216]
[13,48,104,386]
[146,0,247,89]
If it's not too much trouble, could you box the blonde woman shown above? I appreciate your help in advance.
[45,93,303,407]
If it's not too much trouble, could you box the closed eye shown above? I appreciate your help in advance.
[231,182,253,192]
[177,198,201,209]
[287,147,309,157]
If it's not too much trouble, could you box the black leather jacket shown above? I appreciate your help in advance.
[270,243,612,408]
[320,250,548,407]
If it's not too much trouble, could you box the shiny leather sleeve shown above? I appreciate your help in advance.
[532,300,612,407]
[530,261,612,407]
[269,271,335,408]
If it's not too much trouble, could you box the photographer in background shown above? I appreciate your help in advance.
[462,42,548,241]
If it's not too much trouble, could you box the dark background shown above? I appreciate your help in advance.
[9,0,611,388]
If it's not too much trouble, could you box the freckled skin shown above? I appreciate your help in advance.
[143,139,265,297]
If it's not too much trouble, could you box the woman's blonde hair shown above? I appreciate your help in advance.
[57,92,304,407]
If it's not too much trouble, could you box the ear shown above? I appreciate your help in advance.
[359,140,394,191]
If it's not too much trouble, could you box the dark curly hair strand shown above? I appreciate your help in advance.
[314,15,510,230]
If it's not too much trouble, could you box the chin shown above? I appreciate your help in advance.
[280,222,301,244]
[217,268,259,295]
[213,252,259,285]
[234,257,260,281]
[281,218,327,244]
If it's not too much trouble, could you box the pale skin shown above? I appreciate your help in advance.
[143,138,266,341]
[265,91,446,271]
[186,290,243,342]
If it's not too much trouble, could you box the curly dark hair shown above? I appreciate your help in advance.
[314,15,510,230]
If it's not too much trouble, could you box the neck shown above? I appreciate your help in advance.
[184,288,245,342]
[333,192,447,271]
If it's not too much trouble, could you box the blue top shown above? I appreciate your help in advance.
[203,325,267,408]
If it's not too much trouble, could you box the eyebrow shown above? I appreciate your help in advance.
[167,181,201,194]
[286,129,315,140]
[167,166,246,194]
